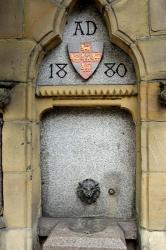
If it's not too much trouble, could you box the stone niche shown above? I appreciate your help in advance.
[41,108,136,219]
[38,1,137,248]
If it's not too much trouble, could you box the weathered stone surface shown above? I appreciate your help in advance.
[148,173,166,230]
[3,173,27,228]
[141,122,166,172]
[150,0,166,32]
[0,0,23,38]
[0,217,5,229]
[3,122,29,172]
[43,223,127,250]
[112,0,149,40]
[38,217,137,239]
[31,132,41,225]
[0,39,36,82]
[0,115,2,216]
[140,229,166,250]
[141,173,166,230]
[41,108,136,219]
[140,82,166,121]
[38,217,59,237]
[140,173,148,229]
[0,89,11,108]
[140,122,148,173]
[137,39,166,80]
[24,0,58,42]
[118,221,137,240]
[4,84,27,121]
[0,228,32,250]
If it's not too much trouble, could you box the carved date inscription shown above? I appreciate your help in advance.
[49,64,68,79]
[48,62,128,79]
[104,63,127,78]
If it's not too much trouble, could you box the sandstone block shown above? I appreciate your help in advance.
[137,39,166,80]
[150,0,166,32]
[140,173,148,229]
[140,229,166,250]
[140,122,148,172]
[112,0,149,41]
[24,0,58,42]
[31,123,41,223]
[141,173,166,230]
[0,39,36,82]
[0,228,32,250]
[148,173,166,230]
[148,122,166,172]
[3,173,27,227]
[3,122,31,172]
[141,122,166,172]
[0,0,23,38]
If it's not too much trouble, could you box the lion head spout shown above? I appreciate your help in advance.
[77,179,100,205]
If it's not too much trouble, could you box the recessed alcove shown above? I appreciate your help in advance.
[37,0,138,249]
[40,107,136,220]
[2,0,165,249]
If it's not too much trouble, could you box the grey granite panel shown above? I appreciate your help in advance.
[37,2,136,85]
[41,108,136,219]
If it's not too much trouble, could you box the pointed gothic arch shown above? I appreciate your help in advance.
[28,0,145,83]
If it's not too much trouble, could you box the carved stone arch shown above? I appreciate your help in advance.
[31,2,139,248]
[28,0,145,83]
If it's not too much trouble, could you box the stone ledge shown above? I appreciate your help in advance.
[43,222,127,250]
[38,217,137,240]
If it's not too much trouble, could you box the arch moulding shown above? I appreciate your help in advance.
[28,0,146,84]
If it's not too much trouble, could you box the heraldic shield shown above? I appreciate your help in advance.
[68,41,103,80]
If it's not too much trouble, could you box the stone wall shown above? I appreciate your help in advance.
[0,116,2,214]
[0,0,166,250]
